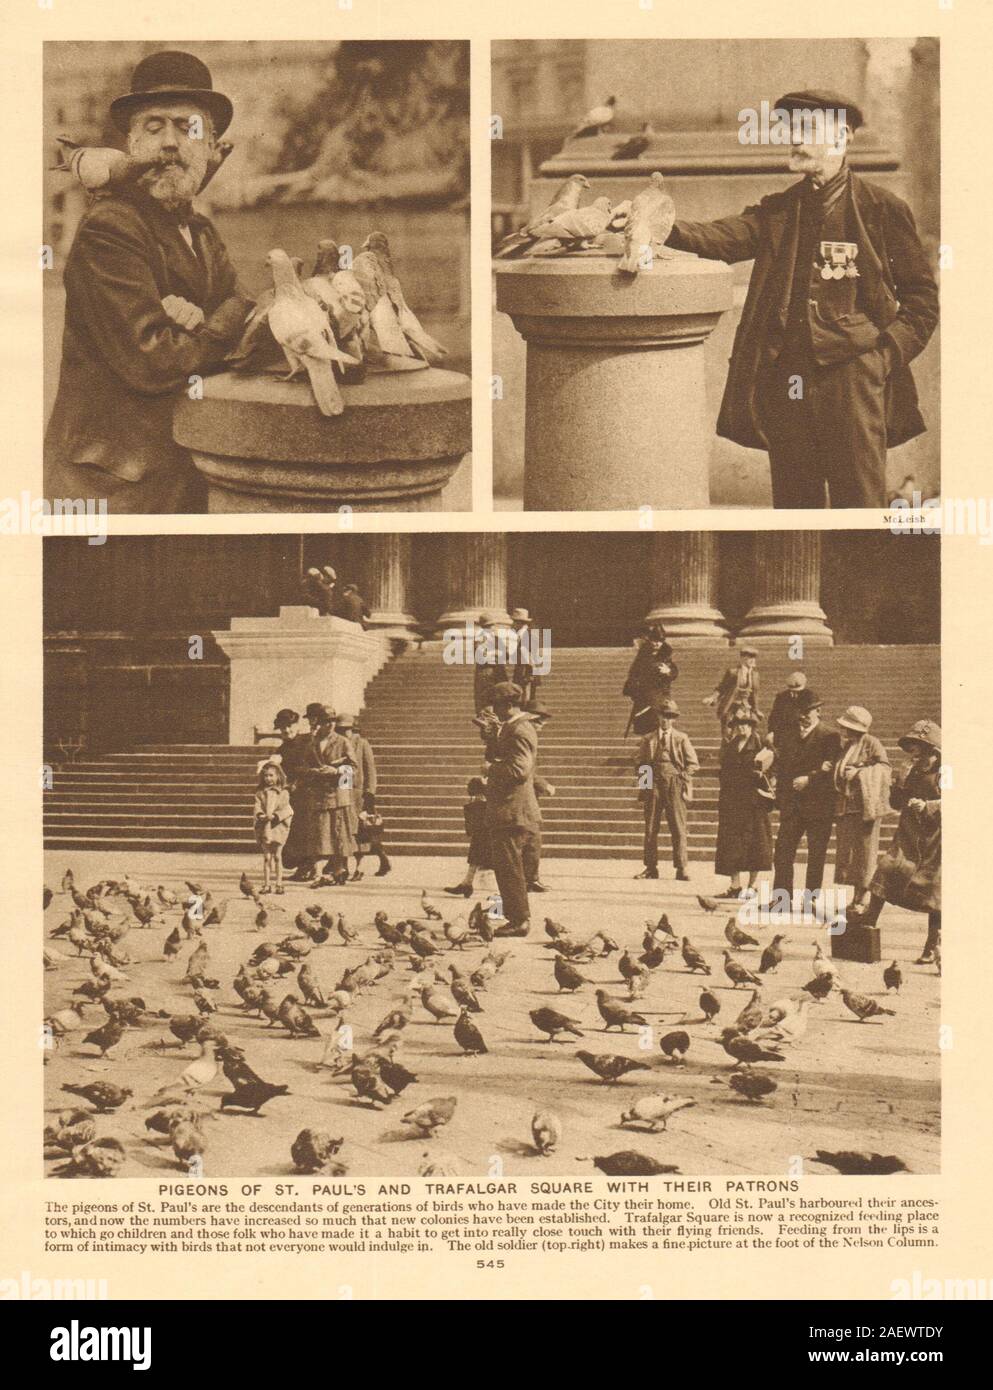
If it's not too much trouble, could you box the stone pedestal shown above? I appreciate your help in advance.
[363,534,418,639]
[644,532,729,644]
[174,369,471,513]
[434,535,511,633]
[738,534,834,647]
[494,254,732,510]
[211,606,387,744]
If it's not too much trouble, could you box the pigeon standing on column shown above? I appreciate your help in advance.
[617,172,676,275]
[492,174,591,258]
[264,248,356,416]
[362,233,448,364]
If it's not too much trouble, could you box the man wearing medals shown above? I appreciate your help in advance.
[666,89,938,508]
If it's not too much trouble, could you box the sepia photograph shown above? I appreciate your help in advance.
[42,528,940,1180]
[491,39,939,511]
[43,40,471,515]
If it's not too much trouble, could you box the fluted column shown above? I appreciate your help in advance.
[363,534,418,639]
[644,532,729,644]
[434,534,511,632]
[738,533,833,646]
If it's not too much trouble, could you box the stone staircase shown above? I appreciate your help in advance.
[44,645,940,859]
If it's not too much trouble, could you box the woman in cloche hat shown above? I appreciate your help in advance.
[832,706,891,911]
[848,720,942,964]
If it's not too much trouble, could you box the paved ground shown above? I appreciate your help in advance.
[43,852,940,1179]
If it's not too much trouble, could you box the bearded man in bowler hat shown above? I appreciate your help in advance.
[666,90,938,508]
[45,50,250,514]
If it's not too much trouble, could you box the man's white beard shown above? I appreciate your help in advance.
[142,160,201,209]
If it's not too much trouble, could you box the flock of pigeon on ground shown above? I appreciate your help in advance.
[43,869,922,1181]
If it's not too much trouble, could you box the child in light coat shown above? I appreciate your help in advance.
[254,757,293,894]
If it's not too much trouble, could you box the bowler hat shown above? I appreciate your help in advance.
[785,672,806,690]
[898,719,941,754]
[273,708,299,729]
[110,51,234,136]
[305,701,329,722]
[659,699,680,718]
[775,88,864,133]
[730,706,759,726]
[795,689,822,714]
[526,698,552,720]
[837,705,873,734]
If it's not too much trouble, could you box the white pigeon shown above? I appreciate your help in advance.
[264,248,357,416]
[617,171,676,275]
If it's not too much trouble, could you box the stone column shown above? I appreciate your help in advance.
[174,368,471,513]
[363,534,418,640]
[738,534,833,646]
[644,532,729,644]
[494,255,732,510]
[211,606,389,744]
[434,534,511,632]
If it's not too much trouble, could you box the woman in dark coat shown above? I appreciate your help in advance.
[714,707,774,896]
[849,720,941,963]
[623,623,679,733]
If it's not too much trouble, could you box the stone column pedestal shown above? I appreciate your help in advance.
[494,254,732,510]
[363,534,418,639]
[211,606,388,744]
[644,531,729,643]
[174,369,471,513]
[738,534,834,646]
[434,534,511,633]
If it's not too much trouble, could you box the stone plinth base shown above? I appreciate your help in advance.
[494,254,732,510]
[737,603,834,646]
[211,607,388,744]
[174,369,471,513]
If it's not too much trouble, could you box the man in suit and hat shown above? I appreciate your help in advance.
[705,646,760,737]
[509,607,541,707]
[634,699,699,881]
[772,687,842,895]
[666,89,938,508]
[766,670,808,754]
[472,613,509,717]
[45,50,250,514]
[485,681,542,936]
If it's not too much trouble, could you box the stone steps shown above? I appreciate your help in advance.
[44,644,939,857]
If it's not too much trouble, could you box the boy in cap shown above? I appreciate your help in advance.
[705,646,760,737]
[44,50,250,514]
[634,699,699,881]
[766,670,808,753]
[666,89,938,508]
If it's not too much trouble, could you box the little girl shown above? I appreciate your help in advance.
[254,757,293,894]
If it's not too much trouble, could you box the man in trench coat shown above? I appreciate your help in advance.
[44,51,250,514]
[666,89,938,508]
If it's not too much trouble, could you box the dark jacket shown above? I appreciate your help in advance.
[668,173,938,450]
[45,189,249,491]
[485,715,541,832]
[775,723,842,818]
[623,640,679,705]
